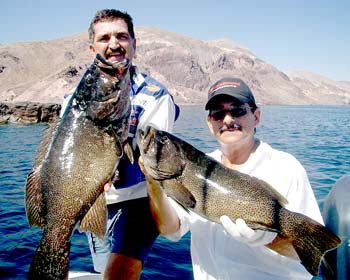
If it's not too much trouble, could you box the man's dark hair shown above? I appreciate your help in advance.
[88,9,135,42]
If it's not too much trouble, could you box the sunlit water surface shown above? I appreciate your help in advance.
[0,105,349,279]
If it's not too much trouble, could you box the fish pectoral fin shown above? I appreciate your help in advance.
[266,235,299,260]
[123,142,134,164]
[162,180,196,209]
[79,193,107,240]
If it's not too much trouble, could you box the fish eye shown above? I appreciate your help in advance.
[85,74,94,86]
[159,136,169,144]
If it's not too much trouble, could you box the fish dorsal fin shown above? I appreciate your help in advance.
[25,121,59,228]
[244,174,289,207]
[257,177,289,206]
[79,193,107,240]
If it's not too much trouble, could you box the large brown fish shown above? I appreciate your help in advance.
[136,126,341,276]
[25,54,132,279]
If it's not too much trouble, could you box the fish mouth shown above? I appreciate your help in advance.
[94,54,130,76]
[136,126,163,178]
[137,126,155,155]
[82,55,131,121]
[137,126,181,181]
[136,127,180,169]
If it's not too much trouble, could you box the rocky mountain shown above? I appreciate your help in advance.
[0,27,349,123]
[287,71,350,104]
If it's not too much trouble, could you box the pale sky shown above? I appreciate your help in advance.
[1,0,349,81]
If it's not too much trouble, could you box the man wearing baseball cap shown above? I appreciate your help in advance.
[205,77,256,109]
[143,77,324,279]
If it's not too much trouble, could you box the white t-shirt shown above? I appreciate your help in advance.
[166,141,323,280]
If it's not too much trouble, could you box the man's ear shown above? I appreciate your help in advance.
[89,44,95,54]
[254,108,261,126]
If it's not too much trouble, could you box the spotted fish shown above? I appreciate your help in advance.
[25,54,132,279]
[136,126,341,276]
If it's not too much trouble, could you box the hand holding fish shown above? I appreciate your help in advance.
[220,216,276,247]
[103,181,112,192]
[139,156,181,235]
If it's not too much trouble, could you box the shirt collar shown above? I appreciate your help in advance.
[132,66,145,88]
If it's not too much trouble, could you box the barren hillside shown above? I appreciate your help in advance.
[1,27,349,106]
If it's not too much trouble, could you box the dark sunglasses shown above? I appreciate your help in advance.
[209,107,253,121]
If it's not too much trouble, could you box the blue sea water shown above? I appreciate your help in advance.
[0,105,349,279]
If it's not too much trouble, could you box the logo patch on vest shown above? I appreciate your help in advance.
[146,84,160,92]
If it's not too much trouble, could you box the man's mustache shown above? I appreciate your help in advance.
[108,46,126,55]
[219,123,242,133]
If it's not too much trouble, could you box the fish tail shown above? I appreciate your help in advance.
[280,209,341,276]
[28,233,70,279]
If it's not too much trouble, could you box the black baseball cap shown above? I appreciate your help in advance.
[205,77,256,110]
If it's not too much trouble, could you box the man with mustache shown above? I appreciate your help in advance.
[143,77,324,279]
[61,9,179,280]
